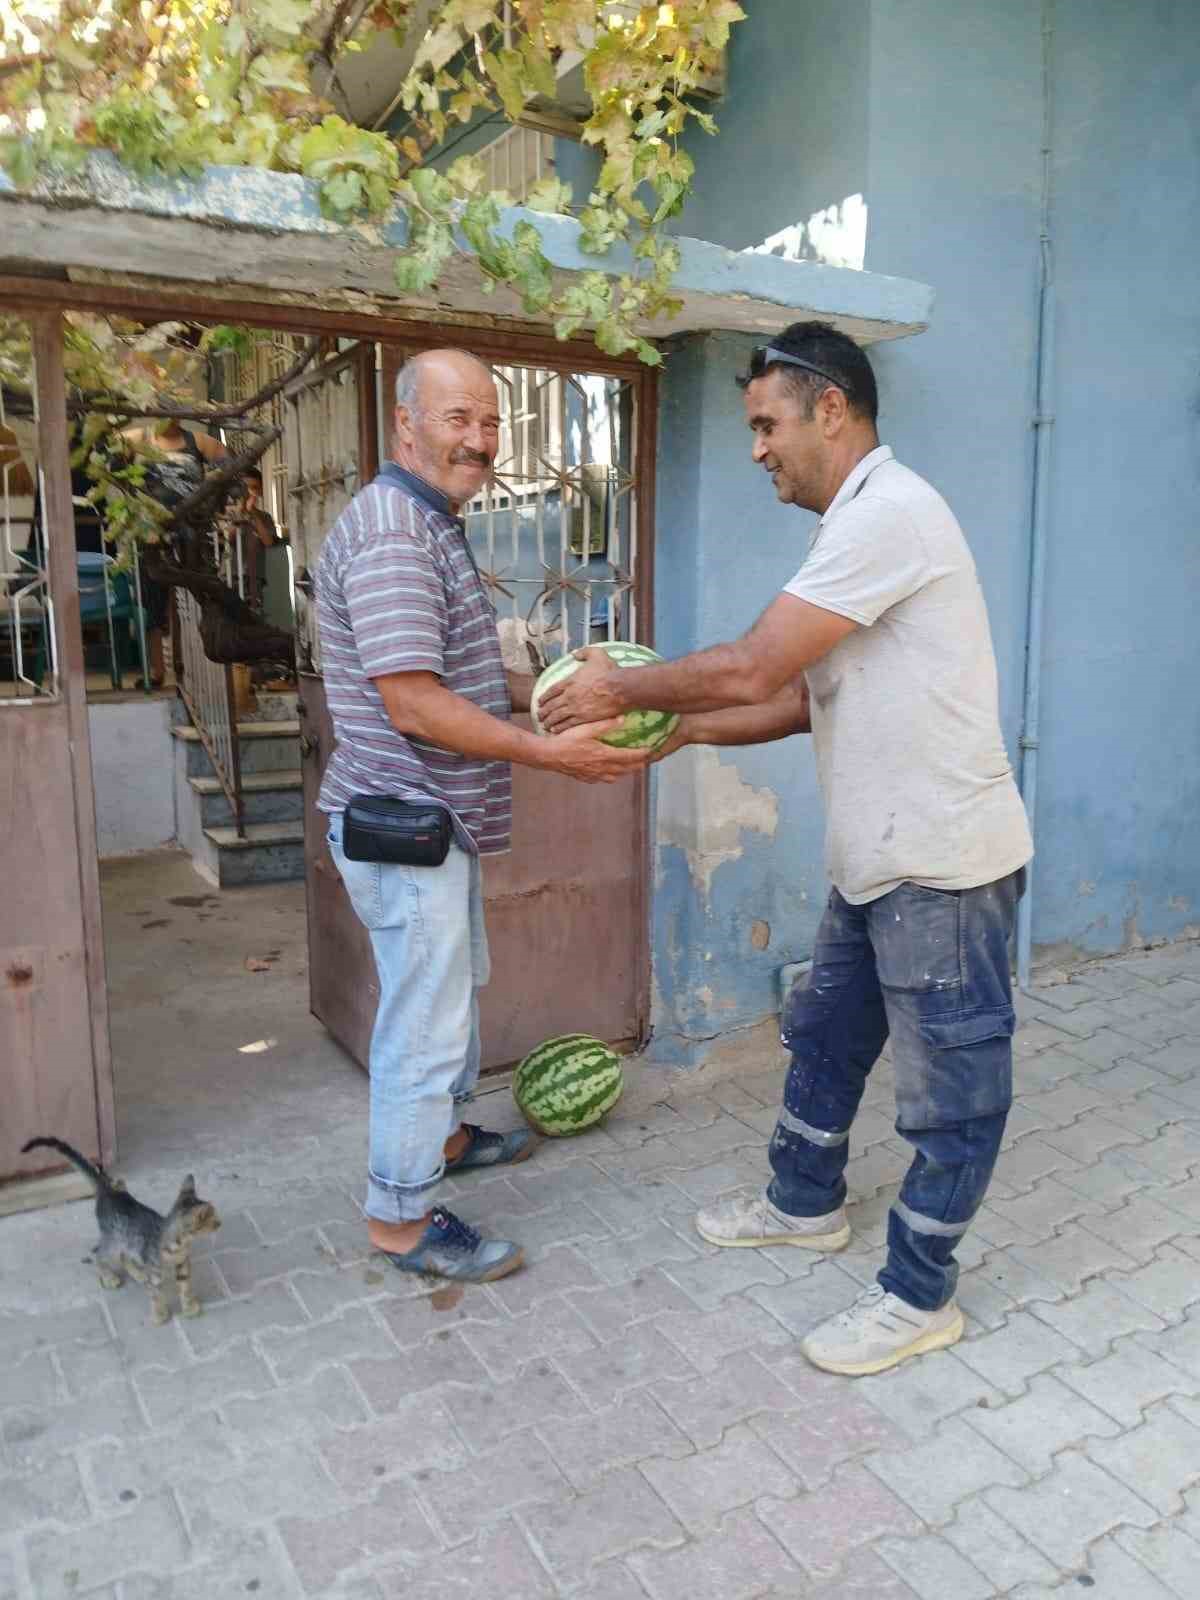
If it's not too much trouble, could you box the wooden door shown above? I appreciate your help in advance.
[1,315,114,1182]
[300,341,655,1071]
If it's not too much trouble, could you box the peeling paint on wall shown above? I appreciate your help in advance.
[655,747,780,898]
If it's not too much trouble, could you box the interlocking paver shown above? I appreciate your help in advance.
[952,1306,1085,1395]
[873,1532,997,1599]
[1058,1030,1142,1071]
[1113,1522,1200,1596]
[114,1527,296,1600]
[82,1412,239,1514]
[1038,1110,1144,1164]
[442,1363,589,1453]
[981,1174,1101,1242]
[1081,1059,1176,1100]
[538,1393,693,1489]
[524,1466,683,1589]
[857,1350,1002,1439]
[134,1345,275,1430]
[417,1431,570,1539]
[350,1331,491,1411]
[1056,1145,1169,1207]
[264,1303,399,1383]
[1111,1244,1200,1318]
[745,1256,866,1334]
[461,1295,597,1379]
[487,1243,605,1312]
[1029,1278,1167,1357]
[1057,1337,1195,1426]
[559,1319,699,1406]
[586,1220,702,1285]
[628,1506,797,1600]
[1008,1221,1138,1295]
[372,1520,556,1599]
[942,1497,1060,1591]
[762,1460,921,1577]
[651,1351,801,1450]
[749,1387,910,1489]
[211,1226,334,1292]
[0,1350,58,1410]
[176,1440,338,1545]
[1075,1533,1183,1599]
[217,1363,368,1443]
[1086,1399,1200,1513]
[866,1415,1027,1524]
[26,1491,188,1600]
[278,1479,439,1592]
[3,1376,148,1466]
[569,1268,697,1340]
[317,1392,467,1489]
[483,1200,613,1259]
[1080,1194,1193,1262]
[985,1451,1158,1569]
[964,1370,1122,1471]
[805,1545,924,1600]
[662,1246,785,1308]
[988,1134,1083,1196]
[1143,1308,1200,1383]
[639,1422,797,1532]
[1157,1174,1200,1222]
[0,1303,108,1360]
[177,1278,309,1357]
[0,1455,89,1533]
[653,1296,793,1374]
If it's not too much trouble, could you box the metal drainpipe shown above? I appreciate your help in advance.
[1016,0,1056,990]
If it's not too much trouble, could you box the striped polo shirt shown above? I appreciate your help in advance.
[315,463,512,855]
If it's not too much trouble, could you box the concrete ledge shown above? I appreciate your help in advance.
[1,155,934,344]
[0,1171,93,1216]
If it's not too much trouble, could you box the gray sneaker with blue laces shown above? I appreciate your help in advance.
[444,1122,538,1173]
[380,1206,524,1283]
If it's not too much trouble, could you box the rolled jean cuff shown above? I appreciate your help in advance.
[366,1163,444,1224]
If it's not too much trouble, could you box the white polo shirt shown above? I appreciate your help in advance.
[784,446,1033,904]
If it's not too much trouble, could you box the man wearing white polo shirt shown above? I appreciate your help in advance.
[540,321,1033,1376]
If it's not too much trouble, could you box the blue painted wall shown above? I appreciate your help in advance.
[645,0,1200,1061]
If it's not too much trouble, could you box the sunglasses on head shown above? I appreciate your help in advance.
[751,345,846,393]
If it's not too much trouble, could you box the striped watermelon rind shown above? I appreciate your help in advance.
[513,1032,624,1137]
[529,641,680,751]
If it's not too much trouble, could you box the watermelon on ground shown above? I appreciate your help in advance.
[529,640,680,751]
[513,1033,624,1137]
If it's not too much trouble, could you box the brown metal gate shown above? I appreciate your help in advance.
[298,337,657,1071]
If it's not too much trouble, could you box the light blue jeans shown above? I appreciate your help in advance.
[327,813,489,1222]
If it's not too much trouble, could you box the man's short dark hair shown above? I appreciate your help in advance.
[243,467,263,485]
[738,321,878,424]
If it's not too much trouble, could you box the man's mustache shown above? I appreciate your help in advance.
[450,448,492,467]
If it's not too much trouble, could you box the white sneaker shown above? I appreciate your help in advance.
[800,1283,964,1376]
[695,1189,850,1252]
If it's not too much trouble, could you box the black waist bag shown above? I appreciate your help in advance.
[342,795,452,867]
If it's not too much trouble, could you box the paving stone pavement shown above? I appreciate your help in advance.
[5,939,1200,1598]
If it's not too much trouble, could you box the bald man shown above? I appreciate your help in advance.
[316,349,648,1284]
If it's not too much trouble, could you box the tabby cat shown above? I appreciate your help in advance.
[21,1137,221,1325]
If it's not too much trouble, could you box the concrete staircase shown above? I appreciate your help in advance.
[172,695,305,887]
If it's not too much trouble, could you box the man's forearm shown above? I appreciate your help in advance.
[377,675,548,768]
[609,641,770,715]
[686,685,810,746]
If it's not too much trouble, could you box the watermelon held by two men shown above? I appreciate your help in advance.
[528,640,680,751]
[513,1034,624,1137]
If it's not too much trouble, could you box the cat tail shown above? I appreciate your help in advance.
[20,1137,109,1191]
